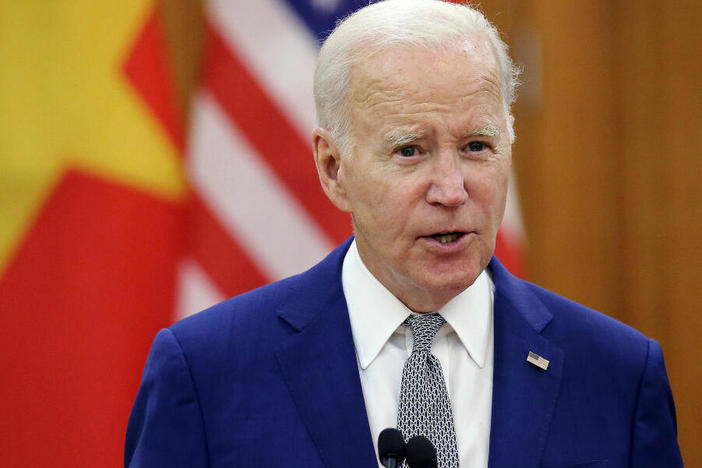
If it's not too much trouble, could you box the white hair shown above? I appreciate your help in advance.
[314,0,520,153]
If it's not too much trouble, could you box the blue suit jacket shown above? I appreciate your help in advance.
[125,239,682,467]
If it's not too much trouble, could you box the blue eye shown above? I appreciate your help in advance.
[399,146,417,157]
[468,141,485,152]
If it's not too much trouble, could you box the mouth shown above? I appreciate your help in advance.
[426,231,466,244]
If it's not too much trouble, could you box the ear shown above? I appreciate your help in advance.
[312,128,352,212]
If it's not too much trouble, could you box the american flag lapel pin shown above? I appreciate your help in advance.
[526,351,550,371]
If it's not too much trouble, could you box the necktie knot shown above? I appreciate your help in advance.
[405,313,445,354]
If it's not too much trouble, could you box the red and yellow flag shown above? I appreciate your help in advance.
[0,2,184,465]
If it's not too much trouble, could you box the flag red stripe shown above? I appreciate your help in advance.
[495,229,525,278]
[202,23,352,245]
[187,192,269,296]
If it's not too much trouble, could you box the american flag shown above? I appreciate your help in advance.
[178,0,526,319]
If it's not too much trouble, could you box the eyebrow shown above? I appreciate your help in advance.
[384,129,426,147]
[383,124,501,147]
[468,124,500,138]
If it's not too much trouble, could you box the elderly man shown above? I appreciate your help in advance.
[125,1,682,467]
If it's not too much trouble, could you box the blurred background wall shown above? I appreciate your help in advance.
[481,1,702,464]
[1,0,699,466]
[500,0,702,348]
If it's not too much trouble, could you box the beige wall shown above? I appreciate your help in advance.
[161,0,702,464]
[483,0,702,464]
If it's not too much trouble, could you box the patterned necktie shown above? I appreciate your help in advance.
[397,313,459,468]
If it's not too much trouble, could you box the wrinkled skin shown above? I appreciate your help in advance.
[314,36,511,312]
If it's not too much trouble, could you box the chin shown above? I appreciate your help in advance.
[414,269,480,306]
[426,254,486,286]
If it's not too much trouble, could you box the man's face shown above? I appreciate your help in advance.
[322,37,511,312]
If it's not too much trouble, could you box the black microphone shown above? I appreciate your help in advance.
[378,428,406,468]
[405,435,437,468]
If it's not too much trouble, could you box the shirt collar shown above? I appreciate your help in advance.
[342,240,494,370]
[439,268,493,368]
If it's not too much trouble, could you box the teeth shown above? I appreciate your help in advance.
[434,233,460,243]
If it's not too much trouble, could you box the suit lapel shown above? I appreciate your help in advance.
[274,239,377,468]
[272,245,564,468]
[487,258,564,468]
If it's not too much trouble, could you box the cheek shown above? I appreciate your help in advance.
[356,181,420,240]
[344,171,390,227]
[468,166,509,212]
[354,165,413,208]
[340,163,376,209]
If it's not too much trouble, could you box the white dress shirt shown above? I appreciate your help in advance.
[342,240,494,468]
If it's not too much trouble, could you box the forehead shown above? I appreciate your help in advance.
[349,35,502,114]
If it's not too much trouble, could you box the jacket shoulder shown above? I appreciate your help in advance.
[490,256,652,370]
[168,273,302,356]
[514,277,654,382]
[167,238,352,356]
[525,280,648,346]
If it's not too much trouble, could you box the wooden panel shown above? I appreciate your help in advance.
[528,0,622,313]
[484,0,701,464]
[616,1,702,464]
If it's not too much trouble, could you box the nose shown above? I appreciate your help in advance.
[426,152,468,207]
